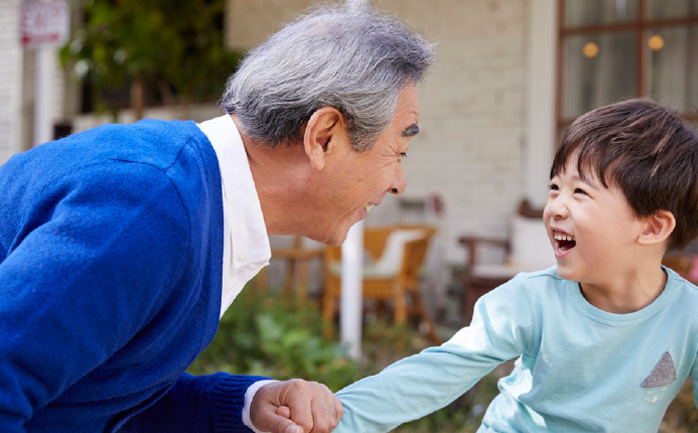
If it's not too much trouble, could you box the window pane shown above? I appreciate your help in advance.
[563,32,638,119]
[565,0,639,27]
[650,0,698,19]
[646,25,698,112]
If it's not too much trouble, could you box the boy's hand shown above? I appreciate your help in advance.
[251,379,343,433]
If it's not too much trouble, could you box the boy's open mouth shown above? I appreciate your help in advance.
[554,232,576,252]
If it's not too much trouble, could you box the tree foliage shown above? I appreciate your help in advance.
[60,0,242,118]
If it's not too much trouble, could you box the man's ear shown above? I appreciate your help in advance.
[303,107,347,171]
[638,210,676,246]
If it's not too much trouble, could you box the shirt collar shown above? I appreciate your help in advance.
[198,114,271,268]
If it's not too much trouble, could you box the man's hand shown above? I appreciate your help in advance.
[250,379,343,433]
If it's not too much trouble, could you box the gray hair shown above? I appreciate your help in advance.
[220,1,435,151]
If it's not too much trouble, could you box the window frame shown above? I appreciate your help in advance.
[556,0,698,133]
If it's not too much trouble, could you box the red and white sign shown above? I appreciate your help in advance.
[19,0,69,47]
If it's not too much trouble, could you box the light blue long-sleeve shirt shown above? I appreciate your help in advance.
[336,267,698,432]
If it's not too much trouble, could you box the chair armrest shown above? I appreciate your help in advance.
[459,235,509,270]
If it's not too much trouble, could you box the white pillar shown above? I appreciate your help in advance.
[524,0,558,208]
[23,0,68,148]
[340,220,363,359]
[337,0,366,359]
[34,44,55,147]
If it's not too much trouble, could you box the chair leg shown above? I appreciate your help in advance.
[296,259,310,302]
[409,290,442,345]
[464,285,493,325]
[394,290,407,325]
[322,293,335,340]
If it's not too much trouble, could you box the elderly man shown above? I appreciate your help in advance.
[0,2,434,433]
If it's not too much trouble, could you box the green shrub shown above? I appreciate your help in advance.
[187,285,361,391]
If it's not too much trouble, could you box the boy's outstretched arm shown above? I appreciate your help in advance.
[335,344,494,432]
[334,277,534,433]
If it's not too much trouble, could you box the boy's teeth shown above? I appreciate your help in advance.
[554,234,575,241]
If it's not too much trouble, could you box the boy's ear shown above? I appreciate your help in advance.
[303,107,347,171]
[638,210,676,246]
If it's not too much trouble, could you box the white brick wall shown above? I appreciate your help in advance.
[389,0,529,264]
[0,0,24,165]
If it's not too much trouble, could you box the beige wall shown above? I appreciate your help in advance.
[226,0,312,48]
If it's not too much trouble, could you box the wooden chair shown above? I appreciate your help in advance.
[458,200,555,324]
[322,224,441,344]
[255,236,323,302]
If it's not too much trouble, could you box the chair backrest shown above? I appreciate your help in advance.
[508,209,556,272]
[371,227,431,275]
[399,234,433,288]
[323,224,436,277]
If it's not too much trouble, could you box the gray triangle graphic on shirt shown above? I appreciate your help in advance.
[641,352,676,387]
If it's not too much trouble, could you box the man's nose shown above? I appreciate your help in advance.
[389,164,407,195]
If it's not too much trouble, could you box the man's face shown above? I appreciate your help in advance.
[314,84,420,246]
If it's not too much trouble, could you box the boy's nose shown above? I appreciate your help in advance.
[546,197,569,219]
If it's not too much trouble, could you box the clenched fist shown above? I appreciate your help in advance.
[250,379,343,433]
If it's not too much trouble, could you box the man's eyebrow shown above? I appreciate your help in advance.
[402,124,420,137]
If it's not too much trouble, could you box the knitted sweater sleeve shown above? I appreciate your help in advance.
[0,160,191,432]
[119,372,272,433]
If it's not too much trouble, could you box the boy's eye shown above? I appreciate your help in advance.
[574,188,588,195]
[548,183,559,191]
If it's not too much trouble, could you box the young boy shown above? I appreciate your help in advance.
[333,99,698,433]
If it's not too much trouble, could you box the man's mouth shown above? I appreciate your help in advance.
[364,203,374,213]
[554,232,576,252]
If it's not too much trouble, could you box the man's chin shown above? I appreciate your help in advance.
[324,238,345,247]
[324,228,349,247]
[321,214,365,246]
[323,225,353,247]
[301,227,345,247]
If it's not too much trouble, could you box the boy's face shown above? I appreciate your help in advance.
[543,157,646,288]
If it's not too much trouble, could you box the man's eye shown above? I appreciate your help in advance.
[400,152,408,160]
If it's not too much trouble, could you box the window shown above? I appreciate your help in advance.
[557,0,698,135]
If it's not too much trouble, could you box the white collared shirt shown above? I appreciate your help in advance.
[198,114,271,318]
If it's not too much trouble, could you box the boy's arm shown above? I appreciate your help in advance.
[335,275,535,433]
[336,343,499,433]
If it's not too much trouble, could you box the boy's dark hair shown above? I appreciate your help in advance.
[551,98,698,251]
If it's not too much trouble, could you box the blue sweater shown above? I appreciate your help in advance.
[0,120,268,432]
